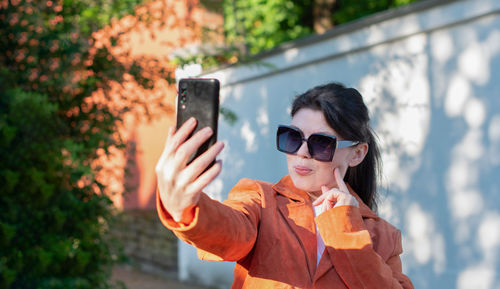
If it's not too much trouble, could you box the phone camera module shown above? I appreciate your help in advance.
[180,89,187,104]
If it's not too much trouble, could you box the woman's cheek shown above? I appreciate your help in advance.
[316,164,337,188]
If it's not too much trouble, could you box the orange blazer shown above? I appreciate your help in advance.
[157,175,414,289]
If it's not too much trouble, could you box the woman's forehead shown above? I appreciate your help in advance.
[290,108,337,136]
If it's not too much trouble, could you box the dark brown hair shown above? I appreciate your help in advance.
[291,82,381,210]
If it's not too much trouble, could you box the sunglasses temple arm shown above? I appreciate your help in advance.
[336,140,360,149]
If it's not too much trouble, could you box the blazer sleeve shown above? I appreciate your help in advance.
[156,178,263,262]
[315,206,414,289]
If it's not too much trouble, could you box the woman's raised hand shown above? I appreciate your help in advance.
[313,168,359,210]
[155,117,225,224]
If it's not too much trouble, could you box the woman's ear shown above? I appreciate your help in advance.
[348,142,369,167]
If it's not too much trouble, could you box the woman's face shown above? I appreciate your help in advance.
[286,108,365,194]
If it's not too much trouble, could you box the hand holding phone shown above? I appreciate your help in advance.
[155,78,223,223]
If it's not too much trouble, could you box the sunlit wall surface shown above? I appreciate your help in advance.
[177,0,500,288]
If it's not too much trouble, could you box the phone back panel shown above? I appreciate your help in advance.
[176,78,220,165]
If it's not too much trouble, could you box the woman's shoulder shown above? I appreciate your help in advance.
[354,192,401,238]
[227,178,276,200]
[230,176,302,199]
[366,214,400,236]
[231,178,274,191]
[364,213,403,259]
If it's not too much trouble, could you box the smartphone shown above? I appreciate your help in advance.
[176,78,220,166]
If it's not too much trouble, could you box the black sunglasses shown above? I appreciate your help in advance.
[276,125,359,162]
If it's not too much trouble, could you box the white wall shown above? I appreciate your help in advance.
[177,0,500,288]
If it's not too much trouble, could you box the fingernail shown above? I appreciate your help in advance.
[188,117,196,125]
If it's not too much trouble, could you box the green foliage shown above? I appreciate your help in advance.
[171,44,241,71]
[219,106,238,125]
[223,0,313,55]
[173,0,313,69]
[332,0,419,25]
[190,0,421,65]
[0,87,114,289]
[0,0,167,288]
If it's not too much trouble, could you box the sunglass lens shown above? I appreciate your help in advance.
[277,127,302,153]
[308,134,336,161]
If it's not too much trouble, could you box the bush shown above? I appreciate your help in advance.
[0,86,113,288]
[0,0,169,287]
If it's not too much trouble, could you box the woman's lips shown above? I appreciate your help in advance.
[294,165,312,176]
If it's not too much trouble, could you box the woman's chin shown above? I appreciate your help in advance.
[290,174,319,192]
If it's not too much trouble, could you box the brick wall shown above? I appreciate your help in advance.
[110,209,178,278]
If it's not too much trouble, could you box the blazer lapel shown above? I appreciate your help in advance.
[273,176,318,282]
[276,196,317,282]
[313,249,332,281]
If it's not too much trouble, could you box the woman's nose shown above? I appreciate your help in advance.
[295,140,311,159]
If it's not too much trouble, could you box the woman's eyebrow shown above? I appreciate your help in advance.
[289,124,335,136]
[315,130,335,135]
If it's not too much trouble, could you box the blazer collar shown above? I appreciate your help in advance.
[272,175,378,219]
[272,175,309,202]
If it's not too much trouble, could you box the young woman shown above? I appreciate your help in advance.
[155,82,414,289]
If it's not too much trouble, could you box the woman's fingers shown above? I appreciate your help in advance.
[333,169,358,207]
[173,126,214,166]
[314,188,357,208]
[169,160,223,223]
[165,117,197,157]
[184,141,225,180]
[187,159,223,197]
[175,140,224,190]
[157,118,196,168]
[324,188,339,209]
[312,193,326,206]
[314,188,341,208]
[312,170,359,209]
[312,186,331,206]
[334,168,349,193]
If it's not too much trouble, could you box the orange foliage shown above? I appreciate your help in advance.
[91,0,223,210]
